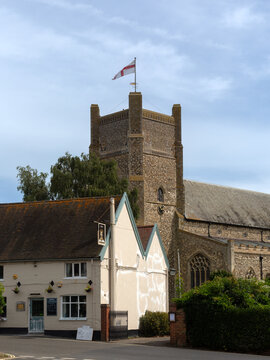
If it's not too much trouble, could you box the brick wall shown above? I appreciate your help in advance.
[169,303,186,347]
[101,304,110,342]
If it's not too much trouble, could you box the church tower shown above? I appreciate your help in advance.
[90,92,184,255]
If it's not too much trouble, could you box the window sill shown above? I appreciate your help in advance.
[64,277,87,280]
[0,318,7,321]
[59,317,87,321]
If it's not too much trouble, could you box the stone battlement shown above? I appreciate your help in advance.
[100,109,129,125]
[142,109,175,125]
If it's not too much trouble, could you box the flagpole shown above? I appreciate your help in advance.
[134,57,136,92]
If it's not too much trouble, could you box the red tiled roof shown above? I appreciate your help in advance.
[0,196,120,261]
[137,225,154,251]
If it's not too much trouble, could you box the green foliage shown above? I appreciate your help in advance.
[0,283,5,317]
[17,152,139,220]
[174,276,270,352]
[209,270,233,281]
[50,152,128,199]
[17,165,50,201]
[127,188,140,220]
[175,273,184,298]
[139,310,169,337]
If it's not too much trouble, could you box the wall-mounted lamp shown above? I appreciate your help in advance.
[50,281,54,286]
[170,268,176,276]
[17,281,21,287]
[88,280,93,285]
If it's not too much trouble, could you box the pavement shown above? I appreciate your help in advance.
[112,336,170,346]
[0,334,269,360]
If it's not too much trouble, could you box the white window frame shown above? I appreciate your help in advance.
[64,262,87,279]
[60,295,87,320]
[0,265,3,281]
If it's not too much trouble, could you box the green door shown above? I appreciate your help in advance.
[29,298,44,333]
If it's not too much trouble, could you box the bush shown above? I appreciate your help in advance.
[139,311,169,337]
[209,270,233,281]
[174,276,270,352]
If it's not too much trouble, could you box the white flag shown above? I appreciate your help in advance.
[112,60,135,80]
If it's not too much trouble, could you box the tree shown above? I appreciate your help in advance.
[16,165,50,201]
[17,152,140,219]
[50,152,128,199]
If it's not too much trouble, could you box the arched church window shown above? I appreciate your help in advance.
[190,254,210,288]
[157,187,164,202]
[245,267,256,279]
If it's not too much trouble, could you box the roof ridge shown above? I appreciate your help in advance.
[184,178,270,197]
[0,195,122,207]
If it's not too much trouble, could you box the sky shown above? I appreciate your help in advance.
[1,0,270,203]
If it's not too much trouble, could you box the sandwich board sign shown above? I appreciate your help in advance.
[76,326,93,341]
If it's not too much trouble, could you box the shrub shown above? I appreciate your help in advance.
[209,270,233,281]
[174,276,270,352]
[139,311,169,337]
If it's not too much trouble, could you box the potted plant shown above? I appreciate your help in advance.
[46,285,53,293]
[85,284,92,293]
[12,286,19,294]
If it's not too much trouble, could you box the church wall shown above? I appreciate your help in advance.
[179,218,270,243]
[209,224,262,241]
[144,203,176,252]
[99,117,129,159]
[177,230,227,292]
[179,217,209,236]
[262,230,270,243]
[143,116,175,157]
[234,253,262,279]
[141,112,177,252]
[143,155,176,210]
[234,244,270,278]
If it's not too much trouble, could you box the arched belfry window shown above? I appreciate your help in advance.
[246,267,256,279]
[157,187,164,202]
[190,254,210,288]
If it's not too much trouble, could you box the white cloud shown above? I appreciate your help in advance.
[33,0,101,14]
[0,7,98,61]
[243,56,270,80]
[222,6,264,29]
[194,76,233,101]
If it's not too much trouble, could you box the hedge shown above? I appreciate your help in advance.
[174,276,270,352]
[139,311,169,337]
[184,302,270,352]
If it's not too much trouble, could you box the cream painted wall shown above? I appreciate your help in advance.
[0,260,101,332]
[0,200,168,334]
[101,203,168,330]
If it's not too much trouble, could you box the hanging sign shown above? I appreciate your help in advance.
[97,223,106,246]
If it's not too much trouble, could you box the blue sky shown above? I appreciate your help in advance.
[1,0,270,203]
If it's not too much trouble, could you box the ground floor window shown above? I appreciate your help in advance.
[62,296,86,319]
[190,253,210,288]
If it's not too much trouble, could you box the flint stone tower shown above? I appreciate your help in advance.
[90,92,184,259]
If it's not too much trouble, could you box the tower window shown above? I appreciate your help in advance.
[190,254,210,288]
[157,188,164,202]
